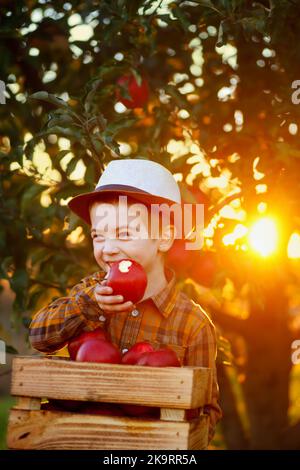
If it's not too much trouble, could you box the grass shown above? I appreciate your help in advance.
[0,396,16,450]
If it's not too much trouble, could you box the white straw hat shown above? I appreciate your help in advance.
[68,158,182,225]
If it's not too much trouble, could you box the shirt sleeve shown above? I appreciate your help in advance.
[29,275,105,353]
[185,316,223,444]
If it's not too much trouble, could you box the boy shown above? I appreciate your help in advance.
[29,158,222,443]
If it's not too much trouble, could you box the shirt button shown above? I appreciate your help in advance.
[122,348,129,354]
[131,309,139,317]
[99,315,106,322]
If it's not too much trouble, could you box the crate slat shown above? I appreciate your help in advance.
[11,357,211,409]
[13,397,41,411]
[7,409,209,450]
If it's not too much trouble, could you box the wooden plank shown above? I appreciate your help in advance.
[160,408,202,422]
[13,397,41,411]
[11,357,211,409]
[160,408,187,421]
[6,409,208,450]
[188,415,209,450]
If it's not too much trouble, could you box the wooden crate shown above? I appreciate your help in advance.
[7,356,212,450]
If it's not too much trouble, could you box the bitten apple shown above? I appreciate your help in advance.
[76,339,121,364]
[106,259,147,304]
[121,342,154,365]
[68,327,107,360]
[136,348,181,367]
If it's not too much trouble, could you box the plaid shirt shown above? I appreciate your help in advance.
[29,266,222,442]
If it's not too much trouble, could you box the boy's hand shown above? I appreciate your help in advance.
[94,280,136,314]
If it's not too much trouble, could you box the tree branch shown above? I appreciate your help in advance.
[217,362,249,449]
[208,191,243,219]
[211,308,249,337]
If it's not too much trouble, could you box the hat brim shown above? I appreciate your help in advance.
[68,185,183,225]
[68,185,202,238]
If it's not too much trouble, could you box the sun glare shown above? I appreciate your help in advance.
[248,217,278,257]
[287,232,300,259]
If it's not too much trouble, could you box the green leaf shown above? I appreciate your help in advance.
[41,126,83,140]
[54,149,72,163]
[172,6,191,33]
[84,82,101,113]
[29,91,69,109]
[106,118,138,136]
[31,247,53,266]
[20,184,45,216]
[6,344,18,354]
[131,69,142,87]
[91,137,104,155]
[164,84,189,109]
[84,163,96,185]
[47,114,74,128]
[68,212,82,231]
[66,157,79,177]
[1,256,14,278]
[10,268,29,300]
[190,0,215,7]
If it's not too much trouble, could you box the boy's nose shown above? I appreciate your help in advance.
[102,239,120,254]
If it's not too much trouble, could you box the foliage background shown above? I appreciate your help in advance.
[1,0,300,449]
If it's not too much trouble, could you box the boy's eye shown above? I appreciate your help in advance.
[92,234,104,240]
[118,231,131,239]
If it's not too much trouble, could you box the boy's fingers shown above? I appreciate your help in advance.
[95,294,124,304]
[97,301,134,312]
[95,285,113,294]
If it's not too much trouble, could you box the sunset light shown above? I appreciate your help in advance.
[248,217,278,257]
[287,232,300,259]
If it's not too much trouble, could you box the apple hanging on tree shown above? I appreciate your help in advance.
[116,73,149,109]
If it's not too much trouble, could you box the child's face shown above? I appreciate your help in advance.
[89,197,173,275]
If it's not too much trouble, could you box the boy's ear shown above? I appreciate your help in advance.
[158,224,177,253]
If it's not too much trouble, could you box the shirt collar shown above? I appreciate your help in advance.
[150,266,179,318]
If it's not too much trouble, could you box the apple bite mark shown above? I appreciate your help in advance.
[106,259,147,304]
[118,260,132,273]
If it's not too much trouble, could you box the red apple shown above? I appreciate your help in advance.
[166,238,194,277]
[136,348,181,367]
[76,339,121,364]
[68,327,108,360]
[106,259,147,304]
[121,342,154,365]
[116,74,149,109]
[189,251,217,287]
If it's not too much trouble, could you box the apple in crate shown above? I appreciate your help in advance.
[136,348,181,367]
[68,327,108,360]
[76,339,121,364]
[121,342,154,365]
